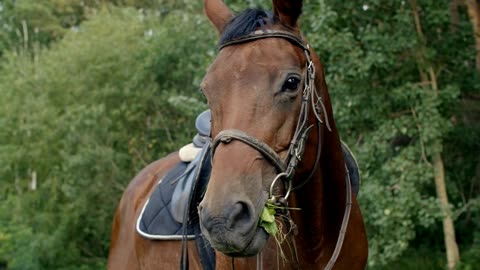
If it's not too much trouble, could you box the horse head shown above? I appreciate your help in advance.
[198,0,331,258]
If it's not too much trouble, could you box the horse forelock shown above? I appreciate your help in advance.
[219,8,272,45]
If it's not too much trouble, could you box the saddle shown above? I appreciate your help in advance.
[136,110,215,269]
[136,110,361,269]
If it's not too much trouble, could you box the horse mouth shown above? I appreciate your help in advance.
[199,189,271,257]
[207,226,269,257]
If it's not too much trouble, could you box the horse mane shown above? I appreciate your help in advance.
[219,8,272,45]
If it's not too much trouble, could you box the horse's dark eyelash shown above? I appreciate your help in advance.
[286,74,301,81]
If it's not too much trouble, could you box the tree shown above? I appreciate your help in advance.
[0,6,213,269]
[301,0,479,268]
[466,0,480,71]
[409,1,460,268]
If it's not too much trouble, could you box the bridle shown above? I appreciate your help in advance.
[213,29,330,204]
[210,29,352,270]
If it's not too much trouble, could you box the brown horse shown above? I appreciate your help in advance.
[107,0,368,269]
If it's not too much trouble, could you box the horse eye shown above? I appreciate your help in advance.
[281,76,301,92]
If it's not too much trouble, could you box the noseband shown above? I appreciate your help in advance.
[210,30,351,270]
[212,29,330,201]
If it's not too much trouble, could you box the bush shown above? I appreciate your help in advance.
[0,7,212,269]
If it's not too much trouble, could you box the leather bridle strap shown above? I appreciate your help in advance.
[212,29,350,270]
[219,30,309,52]
[325,165,352,270]
[211,129,287,173]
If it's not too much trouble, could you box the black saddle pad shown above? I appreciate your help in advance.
[136,146,216,270]
[137,162,196,238]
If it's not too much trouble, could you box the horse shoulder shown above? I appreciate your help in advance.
[107,152,180,270]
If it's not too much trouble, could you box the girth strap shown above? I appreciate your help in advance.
[211,129,287,173]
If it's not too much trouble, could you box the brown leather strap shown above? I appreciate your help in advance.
[211,129,287,173]
[325,165,352,270]
[219,30,309,52]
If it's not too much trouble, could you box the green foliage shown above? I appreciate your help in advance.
[0,5,212,269]
[301,0,480,267]
[259,204,278,236]
[0,0,202,58]
[379,246,446,270]
[0,0,85,54]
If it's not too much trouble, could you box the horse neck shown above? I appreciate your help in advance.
[287,81,348,266]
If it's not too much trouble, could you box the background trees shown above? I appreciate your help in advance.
[0,0,478,269]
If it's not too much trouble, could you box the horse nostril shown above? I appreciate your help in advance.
[227,202,253,232]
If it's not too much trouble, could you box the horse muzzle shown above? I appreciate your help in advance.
[198,197,268,256]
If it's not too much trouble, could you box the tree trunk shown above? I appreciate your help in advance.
[409,1,461,269]
[449,0,463,32]
[433,153,461,270]
[428,66,461,270]
[466,0,480,71]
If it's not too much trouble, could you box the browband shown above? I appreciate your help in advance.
[219,30,309,52]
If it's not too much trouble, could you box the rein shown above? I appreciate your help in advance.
[210,29,352,269]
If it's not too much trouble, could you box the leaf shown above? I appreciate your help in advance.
[259,206,278,235]
[260,206,275,223]
[260,220,278,236]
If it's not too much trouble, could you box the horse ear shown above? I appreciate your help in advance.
[272,0,303,28]
[204,0,234,33]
